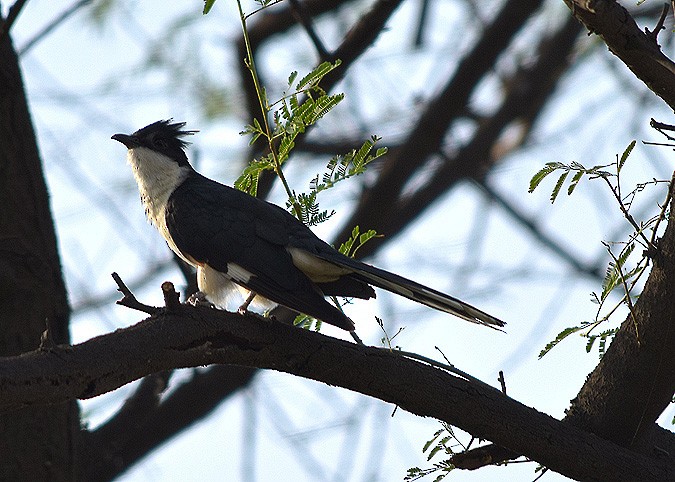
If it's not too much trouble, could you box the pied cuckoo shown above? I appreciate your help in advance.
[112,120,505,333]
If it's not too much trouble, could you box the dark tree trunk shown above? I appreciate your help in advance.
[0,29,78,481]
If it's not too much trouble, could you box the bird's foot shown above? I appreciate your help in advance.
[237,291,257,315]
[186,291,216,309]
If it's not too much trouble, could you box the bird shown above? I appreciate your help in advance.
[112,120,505,334]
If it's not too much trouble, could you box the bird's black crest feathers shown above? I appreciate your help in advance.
[133,119,198,149]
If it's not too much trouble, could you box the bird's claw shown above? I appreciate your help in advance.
[186,291,216,308]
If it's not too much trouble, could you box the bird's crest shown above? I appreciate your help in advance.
[133,119,198,149]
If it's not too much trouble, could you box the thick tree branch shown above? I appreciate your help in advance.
[563,0,675,110]
[0,306,673,480]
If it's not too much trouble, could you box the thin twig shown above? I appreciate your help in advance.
[386,347,503,394]
[602,176,652,248]
[645,3,670,44]
[237,0,302,218]
[498,371,507,394]
[648,172,675,251]
[288,0,329,59]
[0,0,29,42]
[603,243,640,345]
[650,118,675,141]
[112,272,160,315]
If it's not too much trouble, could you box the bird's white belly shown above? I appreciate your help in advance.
[198,264,276,311]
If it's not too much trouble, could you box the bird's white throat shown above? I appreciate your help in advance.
[127,146,190,229]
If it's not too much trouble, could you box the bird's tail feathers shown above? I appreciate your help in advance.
[347,263,505,330]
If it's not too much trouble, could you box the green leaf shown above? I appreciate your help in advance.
[539,325,587,358]
[423,429,444,453]
[296,60,342,90]
[601,243,634,301]
[550,170,569,203]
[278,136,295,164]
[618,140,636,173]
[528,162,565,193]
[339,226,380,257]
[427,444,444,461]
[567,169,585,196]
[234,158,273,196]
[240,117,265,145]
[203,0,216,14]
[586,329,618,358]
[308,93,344,124]
[287,71,298,87]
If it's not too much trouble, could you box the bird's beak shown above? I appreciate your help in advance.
[111,133,140,149]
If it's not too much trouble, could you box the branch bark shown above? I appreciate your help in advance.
[0,306,672,480]
[563,0,675,110]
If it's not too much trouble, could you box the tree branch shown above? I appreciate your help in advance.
[0,306,673,480]
[563,0,675,110]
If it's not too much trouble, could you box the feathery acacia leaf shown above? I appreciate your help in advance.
[618,140,636,173]
[528,162,565,193]
[539,325,587,359]
[550,171,569,203]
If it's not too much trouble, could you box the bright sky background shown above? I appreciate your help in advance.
[8,0,675,481]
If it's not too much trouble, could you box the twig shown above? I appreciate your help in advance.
[532,467,550,481]
[644,3,670,44]
[111,272,159,315]
[288,0,329,59]
[603,243,640,345]
[602,176,652,249]
[39,318,56,351]
[18,0,93,55]
[386,346,505,394]
[0,0,29,42]
[650,118,675,141]
[498,370,507,394]
[647,172,674,256]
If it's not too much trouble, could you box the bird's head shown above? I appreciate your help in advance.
[112,119,197,167]
[113,120,198,208]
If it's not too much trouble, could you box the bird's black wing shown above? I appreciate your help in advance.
[165,173,355,330]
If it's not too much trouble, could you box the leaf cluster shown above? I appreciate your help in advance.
[532,141,671,358]
[291,227,380,332]
[528,140,635,203]
[288,138,387,227]
[405,422,462,481]
[236,60,345,197]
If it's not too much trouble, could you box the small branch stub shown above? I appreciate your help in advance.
[162,281,181,312]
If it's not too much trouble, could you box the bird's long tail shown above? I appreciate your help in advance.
[340,259,505,329]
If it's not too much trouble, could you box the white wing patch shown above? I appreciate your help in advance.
[197,264,276,311]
